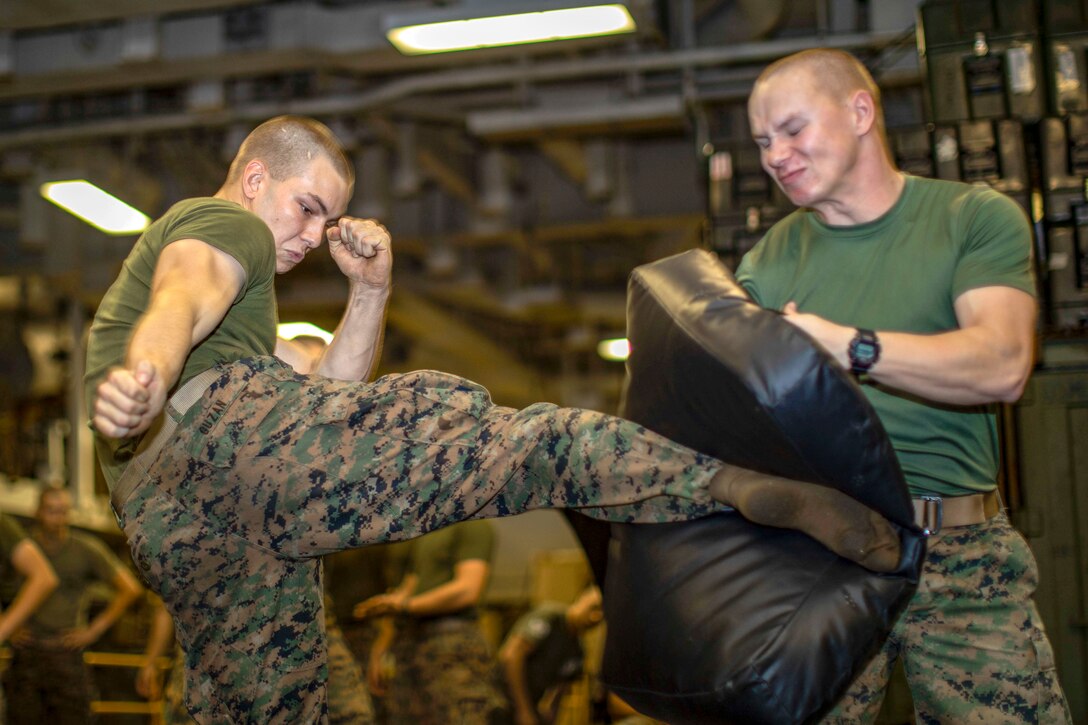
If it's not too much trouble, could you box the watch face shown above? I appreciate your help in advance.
[853,340,877,364]
[849,330,879,372]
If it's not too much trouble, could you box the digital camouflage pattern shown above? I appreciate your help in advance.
[822,513,1072,725]
[158,610,373,724]
[117,356,725,724]
[325,610,373,725]
[382,619,508,724]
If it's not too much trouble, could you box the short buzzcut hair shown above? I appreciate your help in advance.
[225,115,354,189]
[755,48,889,147]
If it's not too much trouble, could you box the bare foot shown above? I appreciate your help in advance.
[709,466,901,573]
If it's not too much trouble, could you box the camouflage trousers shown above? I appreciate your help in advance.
[163,643,196,725]
[159,617,373,725]
[822,513,1072,724]
[325,612,374,725]
[382,617,509,724]
[116,357,724,725]
[3,640,96,725]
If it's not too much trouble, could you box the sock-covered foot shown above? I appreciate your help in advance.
[709,467,901,573]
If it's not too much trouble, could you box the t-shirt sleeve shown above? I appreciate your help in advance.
[508,605,561,645]
[734,245,765,305]
[162,202,275,301]
[952,189,1036,300]
[0,514,27,564]
[453,520,495,564]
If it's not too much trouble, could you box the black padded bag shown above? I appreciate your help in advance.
[594,249,926,724]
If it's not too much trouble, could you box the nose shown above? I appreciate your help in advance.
[762,138,789,169]
[302,218,326,249]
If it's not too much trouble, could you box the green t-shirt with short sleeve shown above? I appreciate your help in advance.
[735,175,1035,497]
[84,197,278,487]
[28,530,125,635]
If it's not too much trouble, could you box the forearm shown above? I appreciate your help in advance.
[125,291,202,391]
[315,283,390,381]
[402,560,489,616]
[501,649,537,720]
[402,581,480,616]
[868,327,1033,404]
[786,287,1036,405]
[86,588,140,642]
[143,607,175,660]
[0,573,57,643]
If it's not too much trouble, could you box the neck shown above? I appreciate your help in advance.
[813,153,905,227]
[214,185,247,209]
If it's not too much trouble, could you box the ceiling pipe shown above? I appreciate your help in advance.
[0,31,905,150]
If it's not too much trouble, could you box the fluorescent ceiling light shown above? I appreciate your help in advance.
[597,337,630,361]
[278,322,334,344]
[387,4,636,55]
[40,180,150,235]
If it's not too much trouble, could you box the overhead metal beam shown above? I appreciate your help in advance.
[0,31,908,150]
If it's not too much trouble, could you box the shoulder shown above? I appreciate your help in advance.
[907,176,1025,220]
[515,602,565,640]
[156,197,274,277]
[165,198,269,241]
[0,514,27,551]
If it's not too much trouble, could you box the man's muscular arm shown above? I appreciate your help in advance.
[92,239,246,438]
[782,285,1035,405]
[273,217,391,382]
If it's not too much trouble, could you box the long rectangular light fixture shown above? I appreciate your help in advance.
[40,180,150,235]
[385,3,636,56]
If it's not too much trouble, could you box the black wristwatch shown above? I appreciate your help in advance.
[848,328,880,376]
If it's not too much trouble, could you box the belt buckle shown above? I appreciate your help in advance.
[919,495,942,537]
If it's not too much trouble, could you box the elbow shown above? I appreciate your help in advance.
[994,376,1028,404]
[987,355,1032,403]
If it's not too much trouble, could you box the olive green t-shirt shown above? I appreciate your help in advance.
[28,530,122,635]
[84,197,278,487]
[735,175,1035,497]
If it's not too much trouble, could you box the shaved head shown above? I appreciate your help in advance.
[226,115,354,191]
[754,49,888,145]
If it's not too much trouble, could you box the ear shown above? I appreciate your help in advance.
[849,89,878,138]
[241,159,267,201]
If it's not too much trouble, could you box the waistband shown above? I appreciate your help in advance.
[109,368,221,519]
[912,489,1001,536]
[403,615,478,634]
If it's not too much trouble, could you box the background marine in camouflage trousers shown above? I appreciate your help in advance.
[382,618,508,724]
[821,513,1072,724]
[116,356,726,724]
